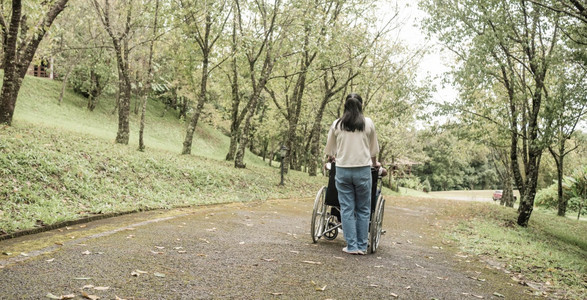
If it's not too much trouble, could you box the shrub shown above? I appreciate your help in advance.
[535,183,558,209]
[422,178,431,193]
[398,176,424,191]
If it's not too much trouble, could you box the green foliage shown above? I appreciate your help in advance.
[414,127,500,191]
[397,176,423,192]
[564,167,587,216]
[535,183,559,209]
[535,167,586,215]
[422,178,431,193]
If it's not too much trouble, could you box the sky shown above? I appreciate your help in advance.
[378,0,459,110]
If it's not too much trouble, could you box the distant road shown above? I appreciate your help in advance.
[428,190,519,202]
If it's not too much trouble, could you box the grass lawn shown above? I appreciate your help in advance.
[441,202,586,299]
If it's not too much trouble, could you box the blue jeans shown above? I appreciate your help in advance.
[335,166,372,252]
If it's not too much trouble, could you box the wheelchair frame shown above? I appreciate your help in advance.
[310,171,386,254]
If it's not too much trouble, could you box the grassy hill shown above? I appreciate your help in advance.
[0,75,324,235]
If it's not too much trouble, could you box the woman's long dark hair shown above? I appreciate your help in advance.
[336,93,365,132]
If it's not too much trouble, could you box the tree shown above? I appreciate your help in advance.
[138,0,161,152]
[0,0,69,125]
[177,0,231,155]
[233,0,281,168]
[90,0,135,144]
[546,63,586,216]
[421,0,583,226]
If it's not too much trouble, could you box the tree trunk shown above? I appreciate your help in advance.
[308,99,328,176]
[182,52,209,155]
[58,66,74,105]
[139,0,159,152]
[225,1,241,162]
[556,154,566,216]
[0,0,69,125]
[87,70,99,111]
[234,91,261,168]
[115,45,132,144]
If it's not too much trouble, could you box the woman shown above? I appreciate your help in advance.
[324,93,379,255]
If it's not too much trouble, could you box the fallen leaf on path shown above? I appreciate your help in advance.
[269,292,283,296]
[239,241,245,245]
[468,276,486,282]
[61,295,75,299]
[315,285,327,291]
[73,277,92,280]
[115,296,127,300]
[262,258,276,262]
[198,238,210,244]
[79,225,87,228]
[154,272,166,278]
[289,250,299,254]
[46,258,55,262]
[493,292,505,298]
[369,284,379,287]
[154,246,165,250]
[173,247,183,250]
[405,286,411,290]
[82,285,94,289]
[177,250,187,254]
[45,293,62,299]
[302,261,322,265]
[150,250,164,255]
[2,252,12,256]
[333,256,344,260]
[93,286,109,291]
[20,252,28,257]
[415,264,424,268]
[436,277,448,280]
[55,242,64,246]
[81,291,99,300]
[126,235,134,239]
[390,293,398,298]
[206,228,217,232]
[131,270,148,277]
[472,294,484,299]
[82,250,91,255]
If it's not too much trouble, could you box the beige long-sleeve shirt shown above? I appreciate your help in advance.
[324,117,379,167]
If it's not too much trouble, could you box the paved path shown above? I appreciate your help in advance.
[0,197,535,299]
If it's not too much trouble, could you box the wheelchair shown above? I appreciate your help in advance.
[310,163,386,254]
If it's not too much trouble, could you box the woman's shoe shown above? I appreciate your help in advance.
[342,247,359,255]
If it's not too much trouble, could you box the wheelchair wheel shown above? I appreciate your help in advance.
[323,215,339,240]
[311,186,328,243]
[368,195,385,254]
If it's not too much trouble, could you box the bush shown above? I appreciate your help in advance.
[568,197,586,216]
[398,176,424,191]
[535,183,558,209]
[422,178,431,193]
